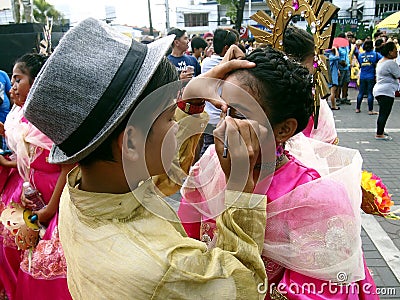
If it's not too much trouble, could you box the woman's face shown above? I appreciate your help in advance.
[302,54,316,75]
[220,74,267,124]
[11,63,32,107]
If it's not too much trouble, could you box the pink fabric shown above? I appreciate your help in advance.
[0,108,70,300]
[179,145,378,299]
[16,215,71,300]
[302,116,313,138]
[302,99,338,144]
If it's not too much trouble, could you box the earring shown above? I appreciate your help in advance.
[275,141,285,158]
[275,141,286,167]
[254,141,287,171]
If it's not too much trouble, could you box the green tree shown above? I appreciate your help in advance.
[33,0,65,24]
[356,22,369,40]
[216,0,246,30]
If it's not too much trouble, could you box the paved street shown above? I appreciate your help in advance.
[334,87,400,298]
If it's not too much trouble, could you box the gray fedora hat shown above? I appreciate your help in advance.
[24,18,175,164]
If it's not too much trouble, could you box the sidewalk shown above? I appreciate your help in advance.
[333,87,400,298]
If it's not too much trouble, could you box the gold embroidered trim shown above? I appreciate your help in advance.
[270,286,288,300]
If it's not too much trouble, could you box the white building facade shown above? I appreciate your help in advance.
[173,0,400,36]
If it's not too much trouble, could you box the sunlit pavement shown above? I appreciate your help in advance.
[334,87,400,298]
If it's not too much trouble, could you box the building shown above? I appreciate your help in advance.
[174,0,400,36]
[175,0,268,35]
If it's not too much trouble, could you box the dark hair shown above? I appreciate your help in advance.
[227,28,240,42]
[14,53,47,84]
[80,57,178,165]
[168,28,186,41]
[363,40,374,52]
[374,38,384,53]
[338,33,346,38]
[381,41,396,57]
[213,29,237,55]
[283,26,314,63]
[231,47,313,134]
[373,31,382,39]
[191,37,207,50]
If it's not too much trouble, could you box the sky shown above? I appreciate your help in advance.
[46,0,176,30]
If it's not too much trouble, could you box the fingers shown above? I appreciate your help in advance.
[201,60,255,80]
[221,45,246,64]
[214,119,226,155]
[215,117,261,159]
[214,117,263,192]
[21,195,34,209]
[207,98,228,113]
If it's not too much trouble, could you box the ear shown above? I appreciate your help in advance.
[273,118,298,143]
[120,125,141,162]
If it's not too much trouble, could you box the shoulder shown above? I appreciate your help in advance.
[188,55,199,66]
[202,57,211,64]
[166,54,175,62]
[0,70,9,80]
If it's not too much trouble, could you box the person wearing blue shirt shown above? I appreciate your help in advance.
[0,70,11,150]
[356,40,382,114]
[337,33,351,105]
[326,47,340,110]
[167,28,201,80]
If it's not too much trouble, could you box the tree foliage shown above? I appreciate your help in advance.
[33,0,65,24]
[216,0,246,30]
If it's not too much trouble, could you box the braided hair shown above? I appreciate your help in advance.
[232,46,314,134]
[283,26,315,64]
[14,53,48,84]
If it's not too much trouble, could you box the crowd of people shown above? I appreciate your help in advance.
[0,13,399,300]
[297,29,400,140]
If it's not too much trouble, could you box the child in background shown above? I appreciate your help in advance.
[0,53,73,300]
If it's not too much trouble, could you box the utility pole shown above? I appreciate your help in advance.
[165,0,170,32]
[248,0,252,25]
[148,0,154,36]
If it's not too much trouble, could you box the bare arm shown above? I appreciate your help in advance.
[0,155,17,168]
[35,164,75,224]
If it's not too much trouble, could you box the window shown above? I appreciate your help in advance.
[184,13,208,27]
[375,2,400,18]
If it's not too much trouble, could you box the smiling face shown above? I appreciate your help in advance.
[11,63,33,107]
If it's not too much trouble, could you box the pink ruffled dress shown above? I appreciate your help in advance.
[0,106,71,300]
[302,99,338,144]
[178,144,378,299]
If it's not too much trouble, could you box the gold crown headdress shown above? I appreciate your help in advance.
[249,0,339,129]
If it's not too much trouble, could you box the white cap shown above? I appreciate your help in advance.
[23,182,31,188]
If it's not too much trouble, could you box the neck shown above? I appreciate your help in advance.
[79,161,133,194]
[171,47,184,57]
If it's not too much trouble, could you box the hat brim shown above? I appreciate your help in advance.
[49,35,175,164]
